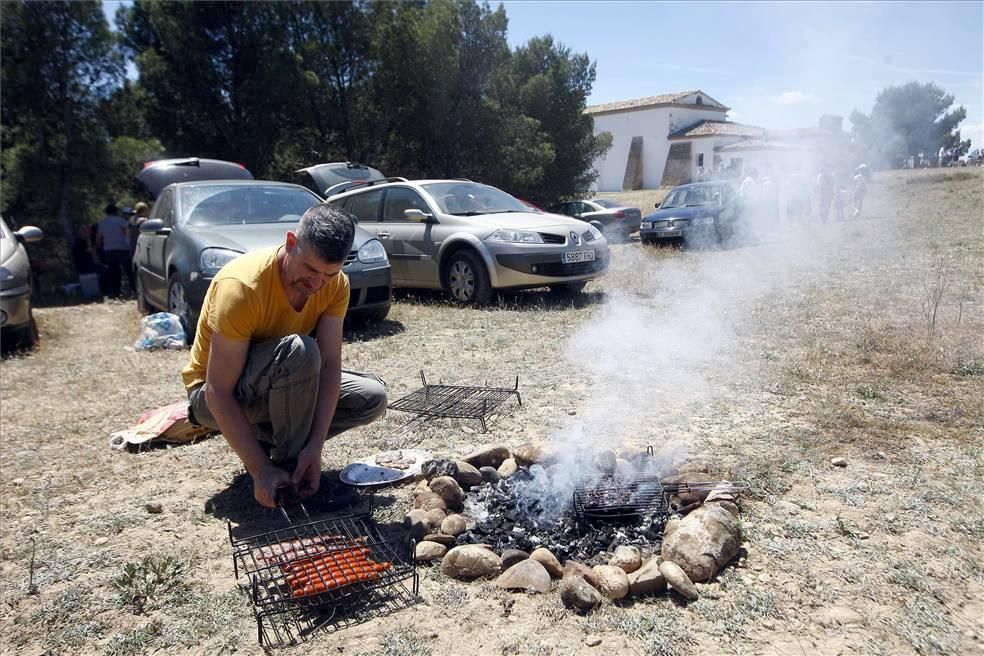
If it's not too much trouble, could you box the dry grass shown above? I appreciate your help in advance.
[1,169,983,655]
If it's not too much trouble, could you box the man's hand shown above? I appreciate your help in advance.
[292,441,323,499]
[253,463,294,508]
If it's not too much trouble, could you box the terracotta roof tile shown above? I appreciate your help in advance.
[669,119,766,140]
[585,90,720,115]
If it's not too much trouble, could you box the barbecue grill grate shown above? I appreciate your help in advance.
[228,508,418,648]
[572,473,669,520]
[387,370,521,432]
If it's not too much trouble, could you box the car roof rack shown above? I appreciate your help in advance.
[324,176,408,198]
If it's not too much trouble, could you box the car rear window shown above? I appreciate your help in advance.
[181,185,321,226]
[592,199,619,209]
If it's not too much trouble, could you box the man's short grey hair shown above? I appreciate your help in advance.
[296,203,356,264]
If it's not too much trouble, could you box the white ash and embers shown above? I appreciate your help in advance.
[403,442,744,606]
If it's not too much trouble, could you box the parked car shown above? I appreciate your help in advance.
[546,199,642,239]
[293,162,386,197]
[639,182,742,246]
[0,216,43,351]
[134,168,392,336]
[326,179,610,304]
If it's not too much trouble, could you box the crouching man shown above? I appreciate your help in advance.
[182,204,386,508]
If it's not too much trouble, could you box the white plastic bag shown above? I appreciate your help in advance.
[133,312,187,351]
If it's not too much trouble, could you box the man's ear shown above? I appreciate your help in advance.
[285,231,297,252]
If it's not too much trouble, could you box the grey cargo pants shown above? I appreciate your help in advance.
[187,334,387,464]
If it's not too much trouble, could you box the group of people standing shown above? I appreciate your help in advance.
[72,202,150,297]
[734,165,869,225]
[937,145,961,168]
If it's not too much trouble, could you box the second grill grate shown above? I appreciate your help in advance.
[387,370,522,432]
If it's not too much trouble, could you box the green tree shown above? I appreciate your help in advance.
[506,36,610,203]
[1,0,125,241]
[117,0,298,175]
[267,0,374,180]
[851,82,970,168]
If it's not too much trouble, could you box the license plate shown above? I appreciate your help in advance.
[659,229,682,237]
[562,250,595,264]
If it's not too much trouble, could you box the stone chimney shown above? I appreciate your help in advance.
[819,115,843,133]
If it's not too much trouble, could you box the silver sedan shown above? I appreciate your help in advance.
[546,199,642,239]
[328,180,610,305]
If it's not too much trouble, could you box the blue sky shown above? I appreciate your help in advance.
[103,0,983,149]
[502,1,984,148]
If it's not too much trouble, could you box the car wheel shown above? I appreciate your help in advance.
[23,312,39,349]
[548,281,587,296]
[2,314,38,354]
[445,250,493,305]
[167,272,195,340]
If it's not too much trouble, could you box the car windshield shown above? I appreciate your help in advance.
[180,185,321,226]
[422,182,529,216]
[591,199,620,209]
[661,185,727,209]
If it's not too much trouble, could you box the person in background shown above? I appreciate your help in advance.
[739,168,756,195]
[71,224,100,277]
[938,145,946,168]
[816,170,834,223]
[96,203,132,297]
[128,201,150,260]
[832,171,849,222]
[852,168,868,219]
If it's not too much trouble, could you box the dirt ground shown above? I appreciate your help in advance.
[1,169,982,655]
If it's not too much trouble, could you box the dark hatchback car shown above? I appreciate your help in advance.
[639,182,742,246]
[134,159,391,336]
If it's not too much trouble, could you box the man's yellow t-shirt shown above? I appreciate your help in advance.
[181,245,349,390]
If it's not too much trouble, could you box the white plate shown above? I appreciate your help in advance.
[562,250,596,264]
[338,448,431,488]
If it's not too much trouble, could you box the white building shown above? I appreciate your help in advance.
[586,90,765,192]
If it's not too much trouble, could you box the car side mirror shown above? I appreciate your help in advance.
[14,226,43,243]
[140,218,169,235]
[404,209,435,223]
[654,202,662,209]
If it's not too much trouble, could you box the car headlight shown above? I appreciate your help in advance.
[357,239,388,264]
[485,229,544,244]
[587,224,603,241]
[199,248,242,275]
[693,217,715,226]
[0,267,12,283]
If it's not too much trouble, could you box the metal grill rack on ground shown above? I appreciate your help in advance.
[228,510,418,648]
[387,370,521,432]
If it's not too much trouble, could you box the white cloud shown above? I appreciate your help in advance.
[961,123,984,150]
[771,90,815,105]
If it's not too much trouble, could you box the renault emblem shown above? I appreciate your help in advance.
[570,231,580,245]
